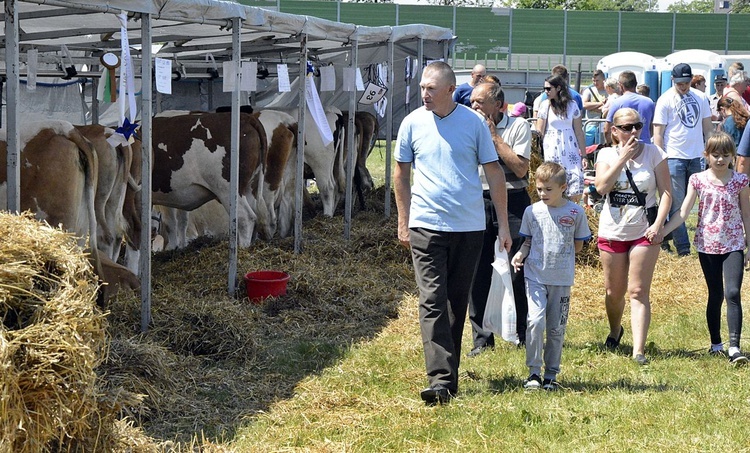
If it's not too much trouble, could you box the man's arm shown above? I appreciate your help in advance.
[483,161,512,251]
[492,122,530,178]
[394,161,412,248]
[653,123,665,150]
[702,116,714,144]
[737,124,750,175]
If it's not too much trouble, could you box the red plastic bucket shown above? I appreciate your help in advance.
[244,270,290,302]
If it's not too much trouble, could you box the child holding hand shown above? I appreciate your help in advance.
[659,133,750,364]
[512,162,591,390]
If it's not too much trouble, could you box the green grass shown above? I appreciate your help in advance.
[226,143,750,451]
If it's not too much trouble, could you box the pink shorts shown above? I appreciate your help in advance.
[597,236,653,254]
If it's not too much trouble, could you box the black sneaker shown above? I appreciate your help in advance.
[523,374,542,390]
[542,378,560,391]
[729,351,749,365]
[708,348,727,358]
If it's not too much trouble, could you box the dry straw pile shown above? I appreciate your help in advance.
[0,212,162,452]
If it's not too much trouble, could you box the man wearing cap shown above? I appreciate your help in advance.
[710,74,728,121]
[453,64,487,107]
[467,81,532,355]
[654,62,713,256]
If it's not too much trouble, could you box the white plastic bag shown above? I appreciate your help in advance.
[482,239,519,344]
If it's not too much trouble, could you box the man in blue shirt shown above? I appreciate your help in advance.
[604,70,656,144]
[453,64,486,107]
[395,61,511,405]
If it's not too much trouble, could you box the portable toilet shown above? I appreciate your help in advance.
[662,49,727,95]
[597,52,659,101]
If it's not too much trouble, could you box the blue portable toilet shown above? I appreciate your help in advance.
[596,52,659,98]
[662,49,726,95]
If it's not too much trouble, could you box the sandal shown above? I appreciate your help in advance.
[605,326,624,349]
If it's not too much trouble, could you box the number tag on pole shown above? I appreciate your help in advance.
[358,82,387,105]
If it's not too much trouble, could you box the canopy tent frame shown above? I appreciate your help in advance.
[3,0,454,331]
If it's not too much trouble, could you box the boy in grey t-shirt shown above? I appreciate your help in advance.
[511,162,591,391]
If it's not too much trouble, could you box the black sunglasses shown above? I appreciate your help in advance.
[544,86,555,92]
[614,122,643,132]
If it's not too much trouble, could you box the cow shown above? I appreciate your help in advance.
[342,111,379,209]
[154,108,299,247]
[75,124,134,261]
[0,121,105,299]
[272,107,345,217]
[150,111,269,248]
[254,110,297,238]
[119,136,143,274]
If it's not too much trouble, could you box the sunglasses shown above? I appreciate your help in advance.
[544,86,554,92]
[614,122,643,132]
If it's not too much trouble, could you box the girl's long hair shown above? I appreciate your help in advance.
[717,96,750,130]
[546,74,572,118]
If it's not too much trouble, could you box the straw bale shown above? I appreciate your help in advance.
[0,212,106,451]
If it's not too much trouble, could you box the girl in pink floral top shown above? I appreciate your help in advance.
[660,133,750,364]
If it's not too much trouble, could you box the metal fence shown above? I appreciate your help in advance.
[237,0,750,71]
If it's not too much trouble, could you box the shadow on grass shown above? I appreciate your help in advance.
[482,374,681,395]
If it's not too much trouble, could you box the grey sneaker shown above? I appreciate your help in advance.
[729,351,749,365]
[542,378,559,391]
[523,374,542,390]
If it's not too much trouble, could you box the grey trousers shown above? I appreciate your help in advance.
[410,227,483,393]
[525,279,571,381]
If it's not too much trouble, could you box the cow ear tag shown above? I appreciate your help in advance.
[100,53,121,102]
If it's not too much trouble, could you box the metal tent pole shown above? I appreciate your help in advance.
[344,39,358,240]
[228,17,242,296]
[294,33,309,254]
[4,0,20,212]
[384,37,394,218]
[139,13,153,332]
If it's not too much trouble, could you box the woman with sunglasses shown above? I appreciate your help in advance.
[594,108,673,365]
[536,74,587,202]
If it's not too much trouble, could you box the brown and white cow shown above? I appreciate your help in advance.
[154,109,299,247]
[0,121,105,291]
[75,124,134,261]
[150,111,268,248]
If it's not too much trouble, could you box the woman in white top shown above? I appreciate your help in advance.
[594,108,673,365]
[536,74,586,202]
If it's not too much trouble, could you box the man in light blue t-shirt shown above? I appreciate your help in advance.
[395,61,510,406]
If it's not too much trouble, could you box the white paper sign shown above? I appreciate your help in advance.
[155,58,172,94]
[241,61,257,92]
[277,64,290,92]
[355,68,365,91]
[320,65,335,92]
[223,60,236,92]
[305,76,333,146]
[26,49,38,92]
[343,67,356,92]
